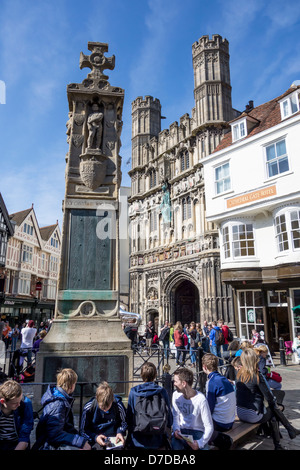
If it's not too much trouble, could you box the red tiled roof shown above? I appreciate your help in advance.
[213,85,300,153]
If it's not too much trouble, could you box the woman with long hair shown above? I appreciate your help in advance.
[236,348,300,450]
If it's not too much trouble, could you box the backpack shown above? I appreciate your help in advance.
[227,328,234,342]
[214,328,225,347]
[133,393,168,435]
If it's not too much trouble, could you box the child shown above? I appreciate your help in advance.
[80,381,127,449]
[34,368,91,450]
[0,380,34,450]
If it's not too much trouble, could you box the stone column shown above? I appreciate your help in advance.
[35,43,132,404]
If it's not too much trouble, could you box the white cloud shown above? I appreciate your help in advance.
[128,0,181,95]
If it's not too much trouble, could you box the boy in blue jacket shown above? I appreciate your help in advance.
[33,368,91,450]
[0,379,34,450]
[126,362,172,449]
[202,353,236,450]
[80,381,127,449]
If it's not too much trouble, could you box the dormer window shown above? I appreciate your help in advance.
[279,91,299,120]
[231,114,259,143]
[232,120,246,142]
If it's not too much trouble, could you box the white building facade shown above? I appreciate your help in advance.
[202,84,300,351]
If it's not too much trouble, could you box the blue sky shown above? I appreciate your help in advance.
[1,0,300,228]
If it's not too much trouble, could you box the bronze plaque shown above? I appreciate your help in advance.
[43,355,127,396]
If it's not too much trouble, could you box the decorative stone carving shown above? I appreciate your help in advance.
[66,112,73,144]
[79,151,107,190]
[87,103,104,150]
[79,42,115,84]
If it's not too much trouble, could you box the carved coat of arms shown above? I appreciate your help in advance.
[79,152,107,190]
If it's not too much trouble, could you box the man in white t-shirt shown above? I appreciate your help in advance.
[171,367,214,450]
[20,320,37,365]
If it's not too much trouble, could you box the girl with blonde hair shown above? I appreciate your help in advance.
[236,349,300,449]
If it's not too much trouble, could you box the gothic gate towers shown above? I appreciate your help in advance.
[129,35,237,329]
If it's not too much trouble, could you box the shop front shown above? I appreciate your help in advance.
[222,265,300,353]
[0,296,55,326]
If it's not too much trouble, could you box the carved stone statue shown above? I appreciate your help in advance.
[66,112,73,144]
[87,103,103,149]
[160,181,172,225]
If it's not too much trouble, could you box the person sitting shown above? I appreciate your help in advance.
[234,340,253,357]
[292,333,300,359]
[254,345,282,390]
[80,381,127,449]
[126,362,172,449]
[202,354,235,450]
[33,368,91,450]
[235,348,300,450]
[171,367,214,450]
[0,379,34,450]
[231,355,242,376]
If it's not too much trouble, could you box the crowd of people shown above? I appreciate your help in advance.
[0,319,52,353]
[1,317,300,451]
[0,319,51,382]
[138,318,234,367]
[1,346,300,451]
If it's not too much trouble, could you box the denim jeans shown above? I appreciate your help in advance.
[11,337,18,351]
[163,339,169,359]
[210,345,223,365]
[171,428,209,450]
[176,347,186,364]
[190,346,198,364]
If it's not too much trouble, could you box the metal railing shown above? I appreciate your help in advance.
[2,345,233,426]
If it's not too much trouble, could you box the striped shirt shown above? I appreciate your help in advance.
[237,406,263,423]
[0,412,18,442]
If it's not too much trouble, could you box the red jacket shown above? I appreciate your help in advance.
[222,325,229,344]
[174,329,184,347]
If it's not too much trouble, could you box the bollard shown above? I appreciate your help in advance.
[279,337,286,366]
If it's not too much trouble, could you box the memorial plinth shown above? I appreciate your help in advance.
[34,42,132,403]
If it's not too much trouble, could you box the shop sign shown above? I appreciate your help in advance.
[247,309,255,323]
[226,185,276,209]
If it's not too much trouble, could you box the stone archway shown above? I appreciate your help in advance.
[162,269,200,325]
[173,280,199,325]
[146,309,159,334]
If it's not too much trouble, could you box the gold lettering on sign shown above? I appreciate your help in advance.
[226,185,277,209]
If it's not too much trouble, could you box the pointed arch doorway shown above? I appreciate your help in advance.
[173,280,200,325]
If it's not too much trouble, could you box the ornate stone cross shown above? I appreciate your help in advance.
[79,42,115,82]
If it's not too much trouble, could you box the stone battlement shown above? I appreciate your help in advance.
[132,95,161,111]
[192,34,229,55]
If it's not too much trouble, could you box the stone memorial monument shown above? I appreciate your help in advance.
[35,42,132,399]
